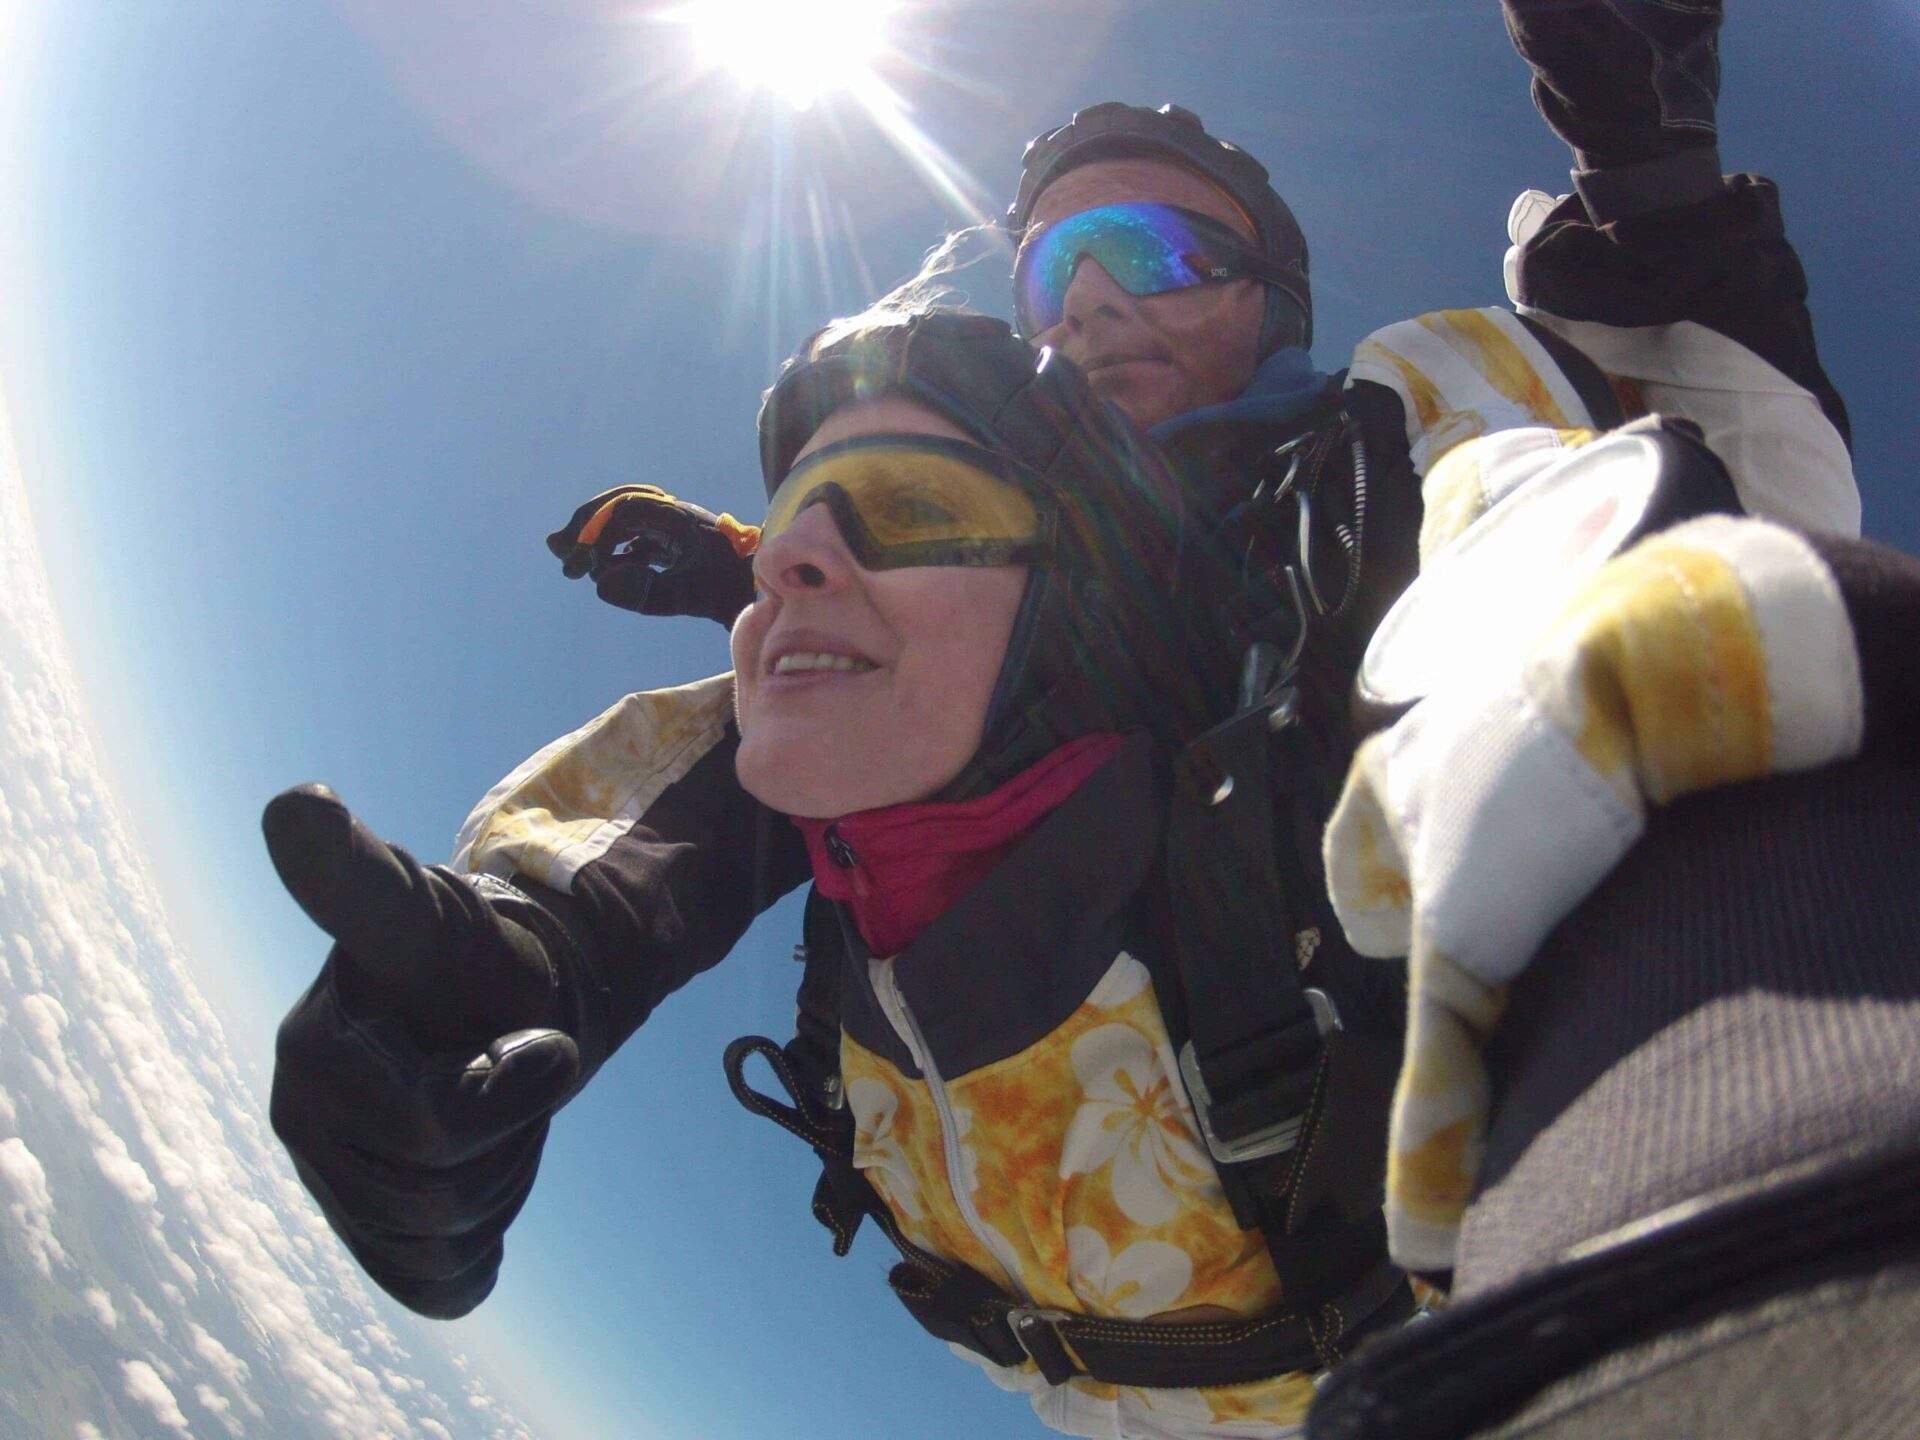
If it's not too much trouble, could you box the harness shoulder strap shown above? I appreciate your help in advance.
[1160,659,1408,1345]
[1513,312,1628,430]
[1163,694,1325,1200]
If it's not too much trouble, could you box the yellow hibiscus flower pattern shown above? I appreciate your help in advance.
[842,953,1314,1434]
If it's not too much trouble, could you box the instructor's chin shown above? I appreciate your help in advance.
[1087,366,1181,429]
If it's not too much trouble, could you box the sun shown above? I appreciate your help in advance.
[674,0,897,111]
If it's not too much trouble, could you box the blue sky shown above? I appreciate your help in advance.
[2,2,1916,1435]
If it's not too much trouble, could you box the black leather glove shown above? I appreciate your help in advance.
[547,484,759,627]
[264,784,582,1318]
[1503,0,1722,188]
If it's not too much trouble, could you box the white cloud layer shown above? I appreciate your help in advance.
[0,1134,67,1275]
[0,396,544,1437]
[195,1382,243,1438]
[82,1286,118,1330]
[121,1360,190,1435]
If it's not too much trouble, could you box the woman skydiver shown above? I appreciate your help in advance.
[266,306,1411,1437]
[266,2,1920,1436]
[263,304,1920,1440]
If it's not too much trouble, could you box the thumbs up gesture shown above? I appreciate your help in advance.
[263,784,578,1318]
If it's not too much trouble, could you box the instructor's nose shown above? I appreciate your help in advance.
[1058,257,1133,334]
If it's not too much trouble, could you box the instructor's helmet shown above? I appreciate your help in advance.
[758,308,1241,799]
[1008,102,1312,353]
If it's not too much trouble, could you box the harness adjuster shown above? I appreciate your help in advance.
[1178,987,1343,1166]
[1007,1307,1081,1387]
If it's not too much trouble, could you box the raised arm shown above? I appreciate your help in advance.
[267,675,809,1316]
[1501,0,1851,448]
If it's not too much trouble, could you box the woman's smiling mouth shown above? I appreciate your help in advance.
[760,628,884,682]
[769,650,879,675]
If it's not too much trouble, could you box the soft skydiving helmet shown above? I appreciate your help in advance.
[1008,102,1313,353]
[756,308,1241,798]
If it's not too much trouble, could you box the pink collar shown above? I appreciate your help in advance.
[792,733,1123,957]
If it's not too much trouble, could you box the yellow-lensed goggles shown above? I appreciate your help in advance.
[760,436,1051,570]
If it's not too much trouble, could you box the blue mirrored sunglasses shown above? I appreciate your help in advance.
[1013,202,1283,337]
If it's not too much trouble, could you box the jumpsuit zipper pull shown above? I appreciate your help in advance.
[825,825,871,899]
[825,825,857,868]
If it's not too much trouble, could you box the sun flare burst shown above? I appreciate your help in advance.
[674,0,898,111]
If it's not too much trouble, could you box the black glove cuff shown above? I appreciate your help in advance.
[705,547,759,627]
[467,872,616,1091]
[1573,145,1724,226]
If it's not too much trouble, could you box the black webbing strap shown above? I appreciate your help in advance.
[788,887,846,1098]
[882,1223,1415,1388]
[723,1032,867,1255]
[1513,313,1627,431]
[890,1255,1323,1389]
[723,1033,845,1156]
[727,1024,1416,1389]
[1158,632,1416,1359]
[1164,690,1325,1228]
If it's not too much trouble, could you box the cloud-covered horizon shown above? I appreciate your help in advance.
[0,397,541,1438]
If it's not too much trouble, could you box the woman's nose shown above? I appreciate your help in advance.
[752,502,856,597]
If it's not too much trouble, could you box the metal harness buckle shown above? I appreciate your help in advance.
[1007,1307,1079,1381]
[1178,988,1343,1167]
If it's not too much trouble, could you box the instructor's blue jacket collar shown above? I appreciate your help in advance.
[1149,346,1331,446]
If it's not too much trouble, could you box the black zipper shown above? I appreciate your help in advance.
[825,825,858,869]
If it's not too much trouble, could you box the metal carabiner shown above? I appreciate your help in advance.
[1295,486,1333,618]
[1256,431,1312,509]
